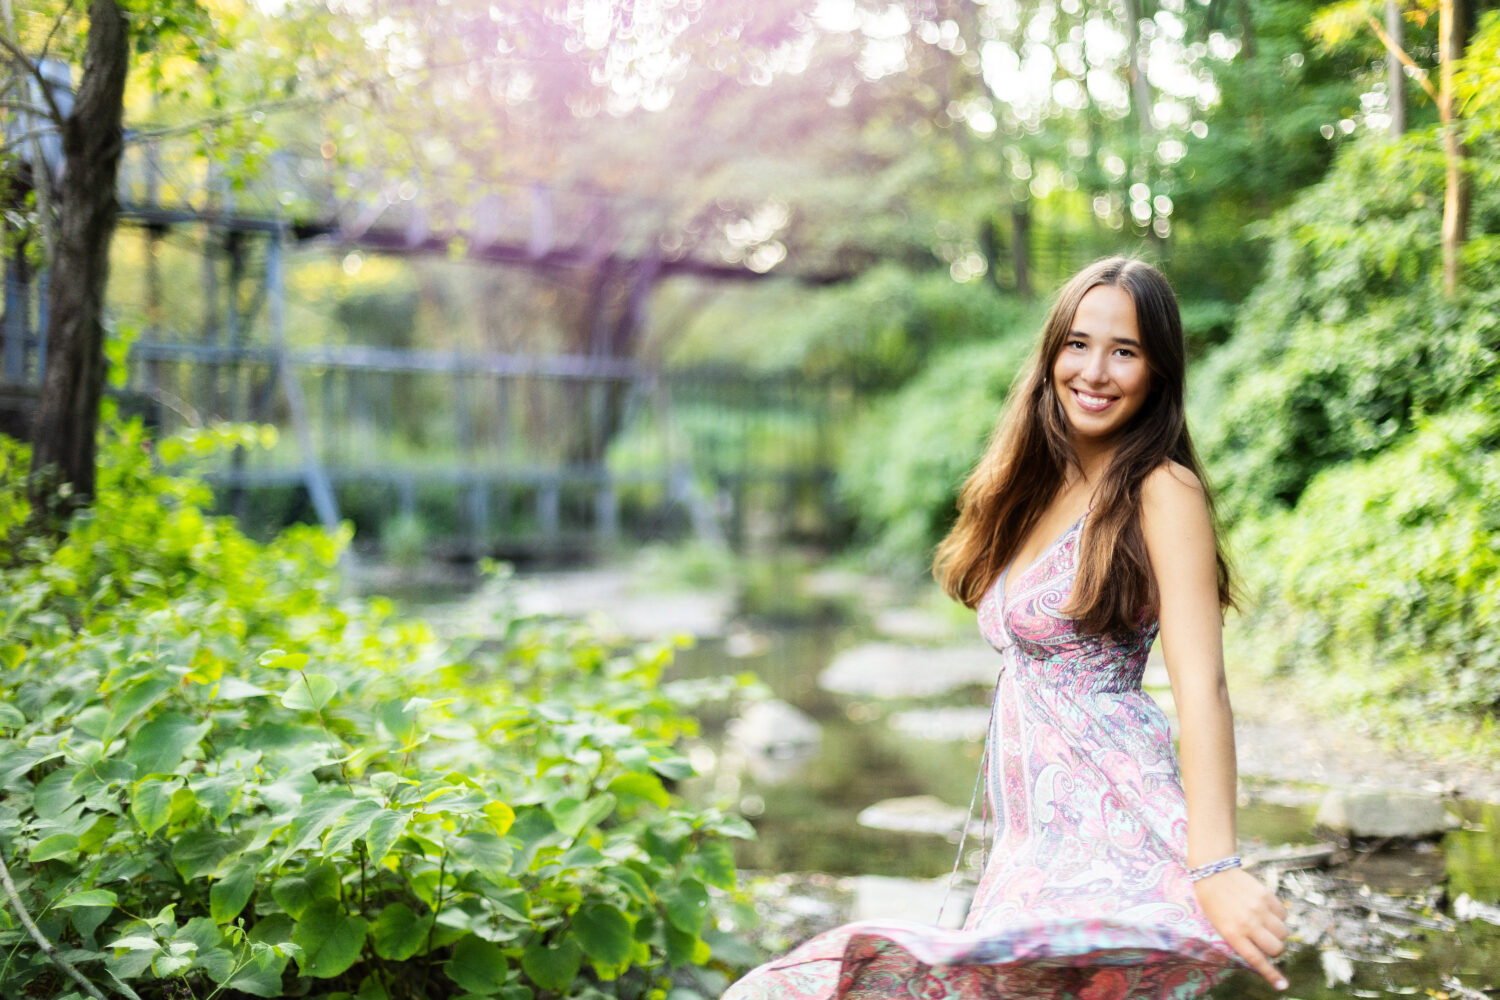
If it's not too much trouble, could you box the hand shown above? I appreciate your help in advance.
[1193,867,1290,990]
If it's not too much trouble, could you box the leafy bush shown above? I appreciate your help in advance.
[0,424,750,1000]
[1196,128,1500,522]
[1229,397,1500,734]
[836,336,1032,569]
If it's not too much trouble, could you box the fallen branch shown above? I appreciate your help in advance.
[0,850,113,1000]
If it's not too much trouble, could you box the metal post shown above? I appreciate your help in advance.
[2,256,25,382]
[268,228,342,535]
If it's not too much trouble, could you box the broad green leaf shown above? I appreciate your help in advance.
[606,772,670,809]
[226,946,288,997]
[292,899,368,979]
[0,700,26,729]
[281,673,338,712]
[33,767,82,819]
[105,934,161,951]
[211,854,263,923]
[70,903,113,939]
[29,833,80,861]
[175,916,223,952]
[357,971,392,1000]
[521,936,582,993]
[131,776,183,836]
[79,814,117,854]
[558,843,604,870]
[323,799,383,858]
[648,753,695,781]
[688,841,736,890]
[259,650,310,671]
[173,828,244,880]
[369,902,426,961]
[126,712,210,775]
[483,801,515,835]
[549,794,616,839]
[272,862,341,919]
[152,952,193,978]
[101,678,174,745]
[603,865,652,904]
[55,889,118,908]
[444,934,509,995]
[663,924,709,967]
[215,677,272,700]
[364,810,408,863]
[189,772,244,823]
[276,788,358,864]
[0,734,66,784]
[450,830,513,885]
[572,903,633,967]
[662,879,709,934]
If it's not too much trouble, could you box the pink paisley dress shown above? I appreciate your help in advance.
[723,514,1247,1000]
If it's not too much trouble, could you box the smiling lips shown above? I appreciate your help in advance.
[1069,388,1118,412]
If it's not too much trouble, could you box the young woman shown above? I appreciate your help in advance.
[724,257,1290,1000]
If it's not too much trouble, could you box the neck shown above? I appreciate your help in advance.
[1070,439,1117,487]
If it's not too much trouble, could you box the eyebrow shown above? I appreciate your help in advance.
[1068,330,1144,349]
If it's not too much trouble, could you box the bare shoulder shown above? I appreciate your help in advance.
[1142,460,1206,513]
[1146,464,1206,509]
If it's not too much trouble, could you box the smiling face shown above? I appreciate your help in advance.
[1050,284,1152,452]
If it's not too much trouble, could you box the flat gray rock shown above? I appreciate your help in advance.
[1314,790,1462,839]
[856,794,980,838]
[821,643,998,698]
[851,875,970,929]
[888,707,991,743]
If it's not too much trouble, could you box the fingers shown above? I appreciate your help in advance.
[1231,936,1287,991]
[1250,924,1286,959]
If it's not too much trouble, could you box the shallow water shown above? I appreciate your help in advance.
[672,625,1500,999]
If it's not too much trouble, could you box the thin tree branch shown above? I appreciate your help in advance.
[0,31,65,124]
[0,96,53,116]
[0,123,61,154]
[37,0,78,65]
[1365,14,1439,103]
[0,851,114,1000]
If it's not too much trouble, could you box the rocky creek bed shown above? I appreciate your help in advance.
[402,562,1500,999]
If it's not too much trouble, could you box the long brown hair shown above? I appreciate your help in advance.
[932,256,1232,634]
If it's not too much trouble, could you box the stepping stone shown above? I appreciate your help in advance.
[1314,790,1462,840]
[851,875,971,929]
[821,643,997,698]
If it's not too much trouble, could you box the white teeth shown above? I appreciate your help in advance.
[1075,391,1112,406]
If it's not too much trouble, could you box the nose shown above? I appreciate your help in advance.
[1081,348,1109,383]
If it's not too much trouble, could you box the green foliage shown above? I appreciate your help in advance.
[1231,399,1500,728]
[0,424,751,1000]
[836,334,1034,569]
[1197,128,1500,521]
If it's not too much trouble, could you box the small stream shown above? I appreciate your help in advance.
[670,624,1500,999]
[382,564,1500,998]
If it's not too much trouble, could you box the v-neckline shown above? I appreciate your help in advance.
[1001,511,1087,605]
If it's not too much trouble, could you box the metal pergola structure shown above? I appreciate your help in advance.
[1,129,849,560]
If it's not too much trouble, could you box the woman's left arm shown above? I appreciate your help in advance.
[1141,464,1289,991]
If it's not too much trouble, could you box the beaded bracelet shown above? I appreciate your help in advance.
[1186,855,1242,882]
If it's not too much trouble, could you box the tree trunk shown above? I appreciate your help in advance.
[27,0,128,515]
[1438,0,1469,297]
[1011,202,1032,299]
[1385,0,1406,137]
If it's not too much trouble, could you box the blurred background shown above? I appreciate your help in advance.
[2,0,1499,994]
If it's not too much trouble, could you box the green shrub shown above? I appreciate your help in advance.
[836,336,1032,569]
[0,424,750,1000]
[1196,128,1500,522]
[1230,397,1500,735]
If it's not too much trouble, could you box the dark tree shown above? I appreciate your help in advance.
[22,0,128,517]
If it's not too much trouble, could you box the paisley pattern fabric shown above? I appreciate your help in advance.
[723,514,1246,1000]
